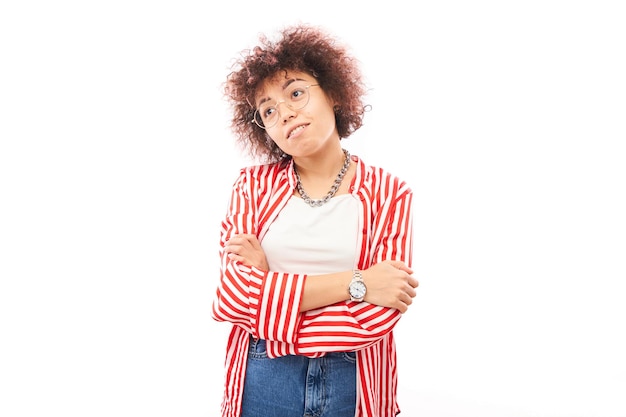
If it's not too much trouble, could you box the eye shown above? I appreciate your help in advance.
[290,87,307,101]
[262,105,276,119]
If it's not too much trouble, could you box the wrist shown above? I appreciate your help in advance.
[348,269,367,302]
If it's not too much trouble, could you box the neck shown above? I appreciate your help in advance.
[292,147,348,181]
[293,148,351,207]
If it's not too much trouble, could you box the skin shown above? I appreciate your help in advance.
[225,70,419,313]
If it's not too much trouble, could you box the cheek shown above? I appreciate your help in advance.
[318,106,338,130]
[264,128,282,143]
[265,134,282,149]
[309,99,336,122]
[264,132,288,153]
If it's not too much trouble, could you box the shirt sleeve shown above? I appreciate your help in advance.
[294,182,414,356]
[210,168,306,345]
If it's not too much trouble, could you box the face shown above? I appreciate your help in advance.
[254,70,339,158]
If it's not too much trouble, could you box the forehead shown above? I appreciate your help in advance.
[255,70,315,98]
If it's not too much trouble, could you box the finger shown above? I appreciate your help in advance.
[406,287,417,298]
[224,243,241,254]
[249,237,263,250]
[227,253,244,262]
[387,260,413,274]
[228,233,255,242]
[243,235,263,251]
[396,302,408,314]
[225,236,243,247]
[238,234,258,245]
[396,291,412,305]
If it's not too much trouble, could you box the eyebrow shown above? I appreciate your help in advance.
[281,78,305,89]
[257,78,309,107]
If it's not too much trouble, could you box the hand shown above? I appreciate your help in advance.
[362,260,419,313]
[224,234,269,271]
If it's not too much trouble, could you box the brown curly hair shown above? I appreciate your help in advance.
[224,24,368,164]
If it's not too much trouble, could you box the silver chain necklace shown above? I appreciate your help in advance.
[294,149,351,207]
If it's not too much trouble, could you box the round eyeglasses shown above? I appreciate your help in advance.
[253,83,319,129]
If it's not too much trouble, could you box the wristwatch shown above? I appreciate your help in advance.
[348,270,367,302]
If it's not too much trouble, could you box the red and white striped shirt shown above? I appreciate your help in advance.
[211,154,414,417]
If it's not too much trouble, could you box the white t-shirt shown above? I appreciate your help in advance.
[260,194,360,275]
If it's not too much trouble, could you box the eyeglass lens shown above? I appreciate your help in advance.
[254,83,314,128]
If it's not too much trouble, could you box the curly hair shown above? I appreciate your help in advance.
[223,24,368,164]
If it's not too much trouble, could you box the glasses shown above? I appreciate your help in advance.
[253,83,319,129]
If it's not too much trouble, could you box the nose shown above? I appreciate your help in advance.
[276,101,296,123]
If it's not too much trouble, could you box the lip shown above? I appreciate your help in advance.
[286,123,309,139]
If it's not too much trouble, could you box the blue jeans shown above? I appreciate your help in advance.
[241,337,357,417]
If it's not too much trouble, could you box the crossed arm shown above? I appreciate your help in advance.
[225,233,418,313]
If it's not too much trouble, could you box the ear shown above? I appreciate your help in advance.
[325,93,339,111]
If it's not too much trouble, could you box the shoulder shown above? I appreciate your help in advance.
[354,155,412,198]
[233,160,292,190]
[235,160,285,178]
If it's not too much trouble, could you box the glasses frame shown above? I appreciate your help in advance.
[252,83,320,129]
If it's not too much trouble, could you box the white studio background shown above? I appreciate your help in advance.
[1,1,625,416]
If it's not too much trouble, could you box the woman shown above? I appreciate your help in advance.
[211,24,419,417]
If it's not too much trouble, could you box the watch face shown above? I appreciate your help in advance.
[349,281,367,299]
